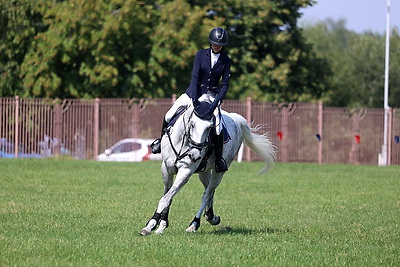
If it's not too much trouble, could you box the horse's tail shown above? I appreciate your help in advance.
[229,112,276,175]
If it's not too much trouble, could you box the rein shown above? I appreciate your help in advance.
[166,109,209,164]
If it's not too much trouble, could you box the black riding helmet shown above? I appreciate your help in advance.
[208,27,228,46]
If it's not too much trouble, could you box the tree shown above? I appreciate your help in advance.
[3,0,329,103]
[20,0,152,98]
[0,0,46,96]
[147,0,208,97]
[303,18,400,107]
[203,0,329,102]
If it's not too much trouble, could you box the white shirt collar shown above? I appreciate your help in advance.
[211,52,220,68]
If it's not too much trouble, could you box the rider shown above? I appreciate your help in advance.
[150,27,231,173]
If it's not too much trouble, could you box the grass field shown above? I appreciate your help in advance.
[0,159,399,266]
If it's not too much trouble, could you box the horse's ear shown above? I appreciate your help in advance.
[194,102,213,120]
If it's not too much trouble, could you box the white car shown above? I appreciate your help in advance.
[97,138,162,162]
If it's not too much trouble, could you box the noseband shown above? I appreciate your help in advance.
[166,109,211,164]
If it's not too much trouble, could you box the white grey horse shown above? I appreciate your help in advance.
[139,103,275,235]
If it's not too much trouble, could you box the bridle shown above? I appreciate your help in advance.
[166,109,211,164]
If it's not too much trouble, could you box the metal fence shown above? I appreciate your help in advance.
[1,96,399,165]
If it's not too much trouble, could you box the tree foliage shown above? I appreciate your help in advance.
[20,0,152,98]
[208,0,330,102]
[303,18,400,108]
[1,0,328,102]
[147,0,207,97]
[0,0,46,96]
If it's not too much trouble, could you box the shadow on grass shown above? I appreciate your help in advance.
[210,226,291,235]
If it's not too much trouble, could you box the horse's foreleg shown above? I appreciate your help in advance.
[154,207,170,234]
[140,167,192,236]
[185,172,210,233]
[140,205,171,235]
[202,172,224,226]
[155,164,173,234]
[197,172,211,220]
[186,172,222,232]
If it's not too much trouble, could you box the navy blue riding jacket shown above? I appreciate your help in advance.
[185,48,231,109]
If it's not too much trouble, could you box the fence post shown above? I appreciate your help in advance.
[53,101,62,156]
[281,106,289,162]
[388,108,392,165]
[351,112,360,165]
[14,96,19,158]
[245,97,252,161]
[318,101,323,164]
[93,98,100,160]
[131,100,139,138]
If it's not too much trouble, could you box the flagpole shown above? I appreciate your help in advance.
[380,0,391,166]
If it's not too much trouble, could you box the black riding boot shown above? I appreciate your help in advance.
[214,132,228,173]
[150,119,168,154]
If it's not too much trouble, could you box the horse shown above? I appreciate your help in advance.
[139,102,276,235]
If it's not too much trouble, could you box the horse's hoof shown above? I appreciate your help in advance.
[139,228,151,236]
[155,220,168,234]
[186,217,200,233]
[185,224,197,233]
[206,215,221,226]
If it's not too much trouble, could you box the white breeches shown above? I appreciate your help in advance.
[165,93,222,135]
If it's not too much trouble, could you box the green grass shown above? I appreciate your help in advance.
[0,159,399,266]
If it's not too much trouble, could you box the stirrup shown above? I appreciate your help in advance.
[150,138,161,154]
[195,158,208,173]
